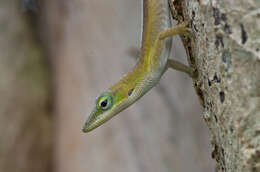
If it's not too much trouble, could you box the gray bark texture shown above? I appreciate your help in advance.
[170,0,260,171]
[0,1,53,172]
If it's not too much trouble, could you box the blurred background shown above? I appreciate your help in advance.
[0,0,215,171]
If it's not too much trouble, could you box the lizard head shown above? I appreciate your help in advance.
[82,86,134,133]
[82,66,147,133]
[82,91,115,133]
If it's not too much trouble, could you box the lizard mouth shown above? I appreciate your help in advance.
[82,108,114,133]
[82,112,103,133]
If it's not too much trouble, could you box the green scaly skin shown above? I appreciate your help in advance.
[82,0,190,132]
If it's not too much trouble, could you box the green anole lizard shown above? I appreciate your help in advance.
[82,0,192,133]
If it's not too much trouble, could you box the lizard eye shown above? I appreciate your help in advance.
[97,94,113,110]
[100,99,108,108]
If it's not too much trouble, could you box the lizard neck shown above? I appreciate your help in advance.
[109,36,172,111]
[109,0,173,113]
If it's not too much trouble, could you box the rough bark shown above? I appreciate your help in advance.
[0,1,53,172]
[170,0,260,171]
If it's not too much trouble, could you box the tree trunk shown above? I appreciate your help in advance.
[170,0,260,171]
[0,1,53,172]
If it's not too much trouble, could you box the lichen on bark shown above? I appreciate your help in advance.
[170,0,260,171]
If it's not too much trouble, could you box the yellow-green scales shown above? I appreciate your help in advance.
[83,0,191,132]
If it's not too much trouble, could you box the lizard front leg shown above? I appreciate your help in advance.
[167,59,192,77]
[158,22,193,77]
[159,21,190,40]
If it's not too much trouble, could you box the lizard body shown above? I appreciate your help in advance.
[82,0,191,132]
